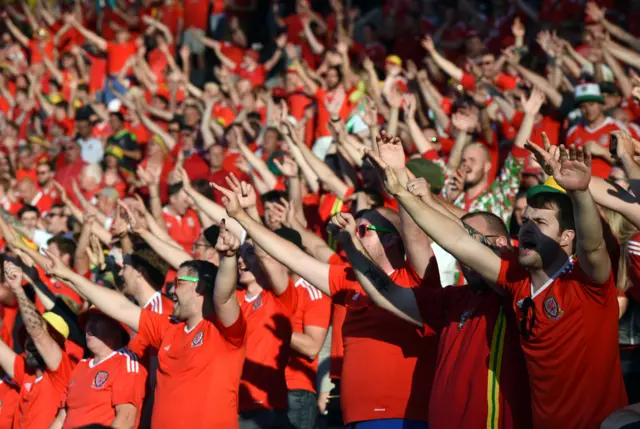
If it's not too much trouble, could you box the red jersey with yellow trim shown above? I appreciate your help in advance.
[62,349,147,429]
[237,282,297,412]
[136,310,246,429]
[13,352,74,429]
[162,207,201,253]
[285,278,331,393]
[497,254,626,429]
[565,117,626,179]
[413,284,532,429]
[328,258,440,424]
[0,376,20,428]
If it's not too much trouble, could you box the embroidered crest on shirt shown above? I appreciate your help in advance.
[252,294,263,310]
[543,297,564,320]
[191,331,204,348]
[458,309,474,330]
[186,217,195,227]
[93,371,109,389]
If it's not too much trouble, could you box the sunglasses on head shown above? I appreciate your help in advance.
[356,224,394,238]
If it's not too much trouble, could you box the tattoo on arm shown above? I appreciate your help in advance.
[14,287,46,336]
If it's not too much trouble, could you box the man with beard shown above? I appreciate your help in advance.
[329,199,532,429]
[366,137,626,428]
[161,183,202,253]
[0,261,74,429]
[42,221,246,429]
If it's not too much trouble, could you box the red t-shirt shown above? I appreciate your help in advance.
[285,278,331,393]
[328,259,438,424]
[28,39,54,65]
[159,3,184,36]
[13,353,74,429]
[497,254,627,429]
[0,377,20,428]
[128,291,175,362]
[511,111,561,148]
[565,117,626,179]
[414,284,532,429]
[106,41,137,75]
[183,0,210,30]
[162,207,201,253]
[234,64,266,88]
[625,232,640,304]
[62,350,147,429]
[237,282,297,411]
[136,309,246,429]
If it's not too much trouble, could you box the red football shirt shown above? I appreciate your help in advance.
[136,310,246,429]
[162,207,201,253]
[13,352,74,429]
[285,278,331,393]
[0,377,20,428]
[237,281,297,412]
[62,350,147,429]
[565,117,626,179]
[497,254,627,429]
[413,285,532,429]
[328,260,439,424]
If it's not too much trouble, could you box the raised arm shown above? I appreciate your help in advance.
[506,51,563,108]
[209,220,241,327]
[422,36,464,81]
[213,184,331,296]
[44,250,142,331]
[328,213,423,327]
[264,34,286,72]
[528,142,610,283]
[66,14,107,52]
[4,17,30,47]
[199,36,237,70]
[366,149,503,286]
[0,338,16,379]
[5,261,63,372]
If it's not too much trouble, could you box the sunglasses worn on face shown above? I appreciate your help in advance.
[177,276,199,283]
[356,224,394,238]
[47,212,64,218]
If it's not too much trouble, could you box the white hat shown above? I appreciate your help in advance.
[574,83,604,104]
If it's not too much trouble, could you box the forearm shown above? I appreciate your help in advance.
[514,65,563,108]
[290,332,323,360]
[185,189,245,239]
[139,230,191,269]
[493,96,516,122]
[620,153,640,195]
[589,176,640,230]
[238,143,277,190]
[513,112,536,149]
[287,138,319,193]
[0,341,16,379]
[428,50,463,81]
[604,50,632,98]
[569,189,610,281]
[603,19,640,50]
[447,131,469,170]
[387,107,400,137]
[213,255,240,327]
[297,142,349,199]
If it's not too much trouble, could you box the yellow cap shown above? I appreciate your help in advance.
[42,312,70,339]
[544,176,566,193]
[385,55,402,67]
[151,135,169,154]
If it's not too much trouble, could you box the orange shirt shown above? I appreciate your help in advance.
[62,350,147,429]
[28,39,54,65]
[0,377,20,428]
[237,282,297,412]
[285,278,331,393]
[106,41,137,75]
[13,352,74,429]
[162,207,201,253]
[136,310,246,429]
[565,117,626,179]
[328,260,438,424]
[497,254,627,429]
[128,291,175,362]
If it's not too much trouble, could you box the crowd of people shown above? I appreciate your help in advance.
[1,0,640,428]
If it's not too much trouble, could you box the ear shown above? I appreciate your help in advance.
[484,161,492,175]
[559,229,576,249]
[495,236,510,249]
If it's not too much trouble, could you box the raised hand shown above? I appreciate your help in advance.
[210,182,244,218]
[362,56,374,72]
[421,35,435,53]
[328,212,357,244]
[375,130,406,171]
[3,260,23,292]
[526,142,592,192]
[444,168,465,203]
[43,248,74,280]
[403,93,417,119]
[364,149,404,196]
[215,219,241,257]
[273,156,299,178]
[612,130,635,160]
[174,165,193,192]
[406,178,432,199]
[362,97,378,128]
[511,17,525,38]
[110,202,129,238]
[452,112,478,133]
[224,173,257,209]
[586,2,605,22]
[522,87,546,115]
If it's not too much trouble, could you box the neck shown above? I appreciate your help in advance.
[210,165,222,173]
[133,283,158,308]
[92,347,115,363]
[186,313,203,331]
[529,254,570,292]
[375,252,404,275]
[35,368,44,378]
[465,178,489,201]
[245,281,264,299]
[588,115,605,128]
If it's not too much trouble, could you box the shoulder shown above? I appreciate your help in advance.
[115,349,143,374]
[566,124,582,138]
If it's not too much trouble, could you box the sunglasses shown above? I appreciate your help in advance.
[36,170,49,175]
[177,276,199,283]
[356,224,394,238]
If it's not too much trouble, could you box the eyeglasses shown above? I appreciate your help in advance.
[192,242,209,251]
[518,297,536,340]
[177,276,199,283]
[47,212,65,218]
[356,224,394,238]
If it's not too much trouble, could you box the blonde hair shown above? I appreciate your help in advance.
[602,207,638,292]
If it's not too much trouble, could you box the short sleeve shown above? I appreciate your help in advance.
[274,279,299,316]
[302,292,331,328]
[496,252,528,297]
[572,261,615,303]
[214,312,246,349]
[328,263,359,299]
[460,72,477,92]
[494,73,517,91]
[412,286,446,335]
[13,355,26,386]
[111,361,147,408]
[48,352,73,393]
[137,309,172,350]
